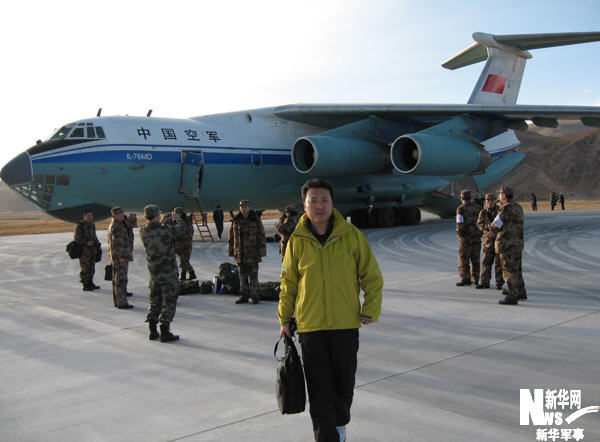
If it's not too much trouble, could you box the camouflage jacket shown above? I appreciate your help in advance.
[477,206,500,240]
[74,221,99,249]
[140,218,186,283]
[228,210,266,264]
[456,201,481,240]
[492,201,524,253]
[125,220,134,252]
[274,213,300,256]
[168,216,194,255]
[108,219,133,262]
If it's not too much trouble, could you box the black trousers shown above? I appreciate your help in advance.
[299,329,359,442]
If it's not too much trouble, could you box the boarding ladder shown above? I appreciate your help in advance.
[184,195,214,242]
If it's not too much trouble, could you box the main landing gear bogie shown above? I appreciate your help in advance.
[350,206,421,229]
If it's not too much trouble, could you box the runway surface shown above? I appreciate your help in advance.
[0,210,599,441]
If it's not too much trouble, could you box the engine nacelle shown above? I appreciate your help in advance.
[390,134,491,176]
[292,135,389,176]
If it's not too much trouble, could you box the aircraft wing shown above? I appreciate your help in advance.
[274,104,600,129]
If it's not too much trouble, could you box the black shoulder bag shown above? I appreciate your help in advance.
[274,334,306,414]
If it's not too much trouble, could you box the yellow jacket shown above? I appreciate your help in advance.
[277,209,383,333]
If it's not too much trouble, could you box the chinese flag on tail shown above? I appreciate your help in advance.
[482,74,507,94]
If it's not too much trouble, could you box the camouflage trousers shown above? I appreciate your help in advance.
[79,246,96,286]
[238,262,260,300]
[177,250,194,274]
[457,237,481,283]
[480,238,504,287]
[111,260,129,307]
[498,247,525,300]
[147,278,179,325]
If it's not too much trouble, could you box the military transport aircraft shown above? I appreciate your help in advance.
[2,31,600,226]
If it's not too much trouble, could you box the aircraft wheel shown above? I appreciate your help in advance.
[393,207,404,226]
[376,207,395,228]
[403,207,421,225]
[367,208,378,228]
[350,210,362,228]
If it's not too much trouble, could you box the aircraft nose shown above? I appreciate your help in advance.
[1,152,32,186]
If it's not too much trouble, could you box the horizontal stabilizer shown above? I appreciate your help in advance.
[443,31,600,70]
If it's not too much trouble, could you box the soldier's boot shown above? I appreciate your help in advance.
[456,279,472,287]
[499,297,518,305]
[496,283,504,290]
[235,295,249,304]
[476,282,490,289]
[180,272,186,281]
[160,324,180,343]
[188,270,197,280]
[83,284,94,291]
[518,288,528,300]
[91,281,100,290]
[148,321,159,341]
[249,294,260,304]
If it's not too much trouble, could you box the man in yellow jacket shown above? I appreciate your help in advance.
[278,178,383,442]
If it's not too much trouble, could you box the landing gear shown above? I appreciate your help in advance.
[350,206,421,228]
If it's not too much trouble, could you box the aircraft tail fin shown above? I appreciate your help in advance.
[442,32,600,105]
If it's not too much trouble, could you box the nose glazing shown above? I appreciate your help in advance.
[1,152,32,186]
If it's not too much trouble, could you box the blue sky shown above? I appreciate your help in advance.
[1,0,600,169]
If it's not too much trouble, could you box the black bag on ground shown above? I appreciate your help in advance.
[274,334,306,414]
[104,264,113,281]
[218,262,240,294]
[66,241,83,259]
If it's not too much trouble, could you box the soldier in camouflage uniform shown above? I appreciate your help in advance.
[476,194,504,290]
[492,186,526,305]
[125,213,137,296]
[169,207,196,281]
[228,200,266,304]
[274,205,299,260]
[140,205,187,342]
[74,209,100,291]
[455,190,482,286]
[107,207,133,309]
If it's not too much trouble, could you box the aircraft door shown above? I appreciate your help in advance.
[180,151,203,197]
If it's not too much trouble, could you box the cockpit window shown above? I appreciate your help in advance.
[67,123,105,139]
[49,125,74,140]
[70,127,85,138]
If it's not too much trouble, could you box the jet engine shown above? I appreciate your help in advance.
[390,133,491,176]
[292,135,390,176]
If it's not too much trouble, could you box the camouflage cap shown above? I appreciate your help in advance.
[485,193,497,200]
[239,199,250,207]
[284,205,295,212]
[460,190,471,199]
[499,186,514,199]
[144,204,161,218]
[111,206,124,216]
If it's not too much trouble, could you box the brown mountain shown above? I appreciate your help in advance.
[488,126,600,200]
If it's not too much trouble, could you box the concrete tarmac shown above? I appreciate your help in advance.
[0,210,599,442]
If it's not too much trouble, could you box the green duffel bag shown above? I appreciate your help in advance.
[259,281,281,301]
[179,279,200,295]
[199,280,214,294]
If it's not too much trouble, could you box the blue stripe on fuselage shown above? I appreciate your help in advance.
[31,147,292,166]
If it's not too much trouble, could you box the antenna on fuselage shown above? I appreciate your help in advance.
[97,108,102,117]
[146,109,153,117]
